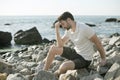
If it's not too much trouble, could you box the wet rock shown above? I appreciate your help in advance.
[14,27,42,45]
[85,23,96,27]
[110,33,120,37]
[105,18,117,22]
[0,31,12,46]
[4,23,11,25]
[42,38,50,43]
[20,68,32,75]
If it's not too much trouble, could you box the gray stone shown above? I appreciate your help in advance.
[81,74,103,80]
[0,31,12,46]
[32,70,57,80]
[109,36,120,45]
[104,62,120,80]
[7,73,26,80]
[114,67,120,80]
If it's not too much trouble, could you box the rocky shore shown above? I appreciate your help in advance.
[0,32,120,80]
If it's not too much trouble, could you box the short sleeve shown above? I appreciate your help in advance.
[84,25,95,39]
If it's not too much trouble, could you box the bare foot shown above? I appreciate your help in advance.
[54,70,60,78]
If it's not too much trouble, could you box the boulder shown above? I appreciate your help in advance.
[0,59,13,74]
[14,27,42,45]
[105,18,117,22]
[104,62,120,80]
[6,73,26,80]
[0,73,7,80]
[110,33,120,38]
[81,74,103,80]
[32,70,57,80]
[0,31,12,46]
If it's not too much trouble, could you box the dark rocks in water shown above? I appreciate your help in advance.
[117,19,120,22]
[85,23,96,27]
[105,18,117,22]
[42,38,50,43]
[14,27,42,45]
[4,23,11,26]
[0,31,12,46]
[110,33,120,38]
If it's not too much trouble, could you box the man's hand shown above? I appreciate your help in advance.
[55,22,61,30]
[99,59,106,66]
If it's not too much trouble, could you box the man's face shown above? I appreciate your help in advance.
[59,20,71,30]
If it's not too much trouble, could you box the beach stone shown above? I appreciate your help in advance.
[114,67,120,80]
[0,59,13,74]
[104,62,120,80]
[14,27,42,45]
[32,70,57,80]
[35,61,45,73]
[20,68,32,75]
[21,62,37,69]
[0,31,12,46]
[81,74,103,80]
[0,73,7,80]
[6,73,26,80]
[109,36,120,45]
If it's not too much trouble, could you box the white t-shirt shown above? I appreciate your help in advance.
[63,22,95,60]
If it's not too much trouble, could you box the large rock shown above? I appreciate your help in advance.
[0,31,12,46]
[0,73,7,80]
[81,74,103,80]
[104,62,120,80]
[105,18,117,22]
[14,27,42,45]
[32,70,57,80]
[0,59,13,74]
[6,73,26,80]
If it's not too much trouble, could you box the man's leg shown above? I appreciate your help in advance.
[54,60,75,77]
[43,45,63,70]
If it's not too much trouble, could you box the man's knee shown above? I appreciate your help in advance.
[59,61,75,71]
[49,45,63,55]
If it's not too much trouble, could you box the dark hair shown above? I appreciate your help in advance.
[58,12,74,21]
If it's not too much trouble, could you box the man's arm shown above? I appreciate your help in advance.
[90,34,106,66]
[55,22,69,47]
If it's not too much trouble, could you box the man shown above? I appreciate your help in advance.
[43,12,106,77]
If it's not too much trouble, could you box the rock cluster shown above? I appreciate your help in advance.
[0,33,120,80]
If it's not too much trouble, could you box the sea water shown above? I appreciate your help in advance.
[0,15,120,49]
